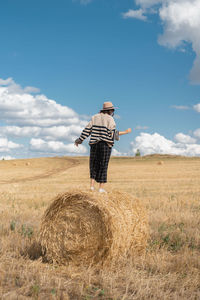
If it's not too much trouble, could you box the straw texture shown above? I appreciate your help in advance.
[39,190,149,266]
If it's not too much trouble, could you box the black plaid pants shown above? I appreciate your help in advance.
[89,141,112,183]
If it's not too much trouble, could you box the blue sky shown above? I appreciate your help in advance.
[0,0,200,158]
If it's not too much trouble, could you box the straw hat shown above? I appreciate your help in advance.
[101,101,118,111]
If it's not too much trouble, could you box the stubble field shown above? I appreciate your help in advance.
[0,155,199,299]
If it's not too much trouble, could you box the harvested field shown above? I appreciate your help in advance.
[0,157,79,184]
[0,155,200,299]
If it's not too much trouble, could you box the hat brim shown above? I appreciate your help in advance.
[101,106,118,111]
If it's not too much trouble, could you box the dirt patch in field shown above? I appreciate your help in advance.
[0,157,79,184]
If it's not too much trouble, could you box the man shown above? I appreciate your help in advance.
[75,101,131,192]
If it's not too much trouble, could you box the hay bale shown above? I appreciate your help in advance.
[39,190,149,266]
[25,162,30,166]
[157,161,164,165]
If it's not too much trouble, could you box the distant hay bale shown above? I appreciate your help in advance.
[13,163,17,166]
[26,162,30,166]
[157,161,164,165]
[39,190,149,266]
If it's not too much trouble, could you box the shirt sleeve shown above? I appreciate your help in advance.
[114,130,120,141]
[107,117,116,141]
[79,120,92,142]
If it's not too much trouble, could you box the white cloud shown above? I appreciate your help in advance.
[174,133,196,144]
[30,138,87,154]
[122,9,147,21]
[114,114,121,120]
[131,132,175,155]
[0,126,41,138]
[78,0,92,4]
[158,0,200,83]
[0,78,87,129]
[193,103,200,112]
[126,0,200,84]
[23,86,40,94]
[172,105,190,110]
[135,0,162,8]
[0,125,84,142]
[112,148,122,156]
[135,125,149,130]
[0,78,89,157]
[0,78,82,127]
[193,128,200,138]
[0,138,22,153]
[0,78,14,85]
[111,148,128,156]
[0,77,40,94]
[131,132,200,156]
[39,125,84,141]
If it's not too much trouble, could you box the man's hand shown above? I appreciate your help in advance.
[126,128,132,134]
[119,128,132,136]
[74,138,82,147]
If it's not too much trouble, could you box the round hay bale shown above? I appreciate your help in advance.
[157,161,164,165]
[39,190,149,266]
[25,162,30,166]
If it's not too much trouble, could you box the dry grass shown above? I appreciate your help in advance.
[0,155,200,299]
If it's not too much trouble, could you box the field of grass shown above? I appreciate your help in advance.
[0,155,199,299]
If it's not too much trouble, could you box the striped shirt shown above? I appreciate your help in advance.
[79,113,117,147]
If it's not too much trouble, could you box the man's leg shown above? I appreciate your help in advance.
[99,182,104,189]
[97,142,111,192]
[89,144,99,190]
[90,178,95,190]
